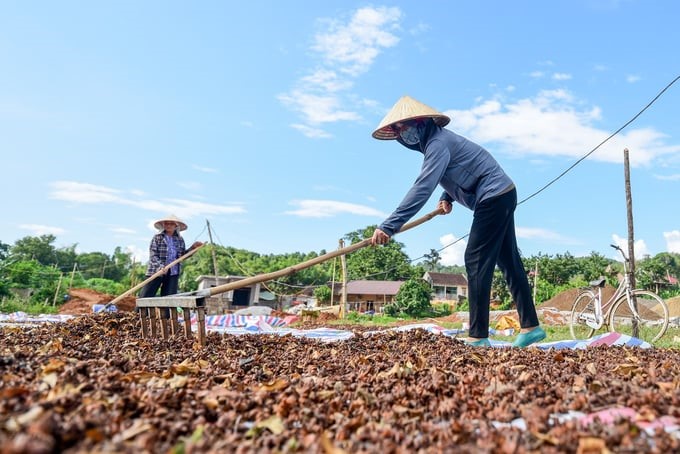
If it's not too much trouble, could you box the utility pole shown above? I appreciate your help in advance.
[533,261,538,304]
[329,257,336,307]
[623,148,639,337]
[69,263,77,289]
[53,273,63,306]
[339,239,348,318]
[129,257,137,288]
[206,219,219,280]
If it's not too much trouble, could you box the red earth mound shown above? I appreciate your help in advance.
[58,288,136,315]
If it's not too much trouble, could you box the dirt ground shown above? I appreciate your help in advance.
[539,286,618,311]
[57,286,678,325]
[667,296,680,317]
[540,288,680,318]
[58,288,136,315]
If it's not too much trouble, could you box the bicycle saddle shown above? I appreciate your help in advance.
[589,278,606,288]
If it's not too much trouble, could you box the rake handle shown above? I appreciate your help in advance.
[206,208,444,297]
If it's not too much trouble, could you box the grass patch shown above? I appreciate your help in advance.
[0,297,59,315]
[330,312,408,326]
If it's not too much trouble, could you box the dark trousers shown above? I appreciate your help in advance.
[138,273,179,318]
[465,188,539,338]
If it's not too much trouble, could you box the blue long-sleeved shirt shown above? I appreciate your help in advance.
[379,126,514,236]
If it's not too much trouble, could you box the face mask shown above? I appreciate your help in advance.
[399,124,420,145]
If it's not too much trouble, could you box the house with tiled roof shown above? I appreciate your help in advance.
[333,280,405,313]
[422,272,468,302]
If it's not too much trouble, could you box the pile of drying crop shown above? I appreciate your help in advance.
[1,312,679,453]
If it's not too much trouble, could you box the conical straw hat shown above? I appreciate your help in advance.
[372,95,450,140]
[154,214,188,231]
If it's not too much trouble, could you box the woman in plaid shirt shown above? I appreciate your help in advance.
[138,215,203,304]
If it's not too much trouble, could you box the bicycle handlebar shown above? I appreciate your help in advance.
[610,243,628,262]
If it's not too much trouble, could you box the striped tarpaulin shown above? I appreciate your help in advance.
[185,317,653,348]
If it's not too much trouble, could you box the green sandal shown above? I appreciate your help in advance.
[512,327,546,348]
[464,338,491,347]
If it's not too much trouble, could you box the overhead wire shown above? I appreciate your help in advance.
[209,226,322,297]
[17,77,676,290]
[201,68,676,286]
[380,74,680,274]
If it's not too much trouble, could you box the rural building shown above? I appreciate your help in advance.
[195,275,273,314]
[422,272,468,302]
[333,280,405,313]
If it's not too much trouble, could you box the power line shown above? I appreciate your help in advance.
[518,74,680,206]
[391,75,680,271]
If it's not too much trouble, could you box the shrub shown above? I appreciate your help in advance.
[385,279,433,317]
[85,278,126,296]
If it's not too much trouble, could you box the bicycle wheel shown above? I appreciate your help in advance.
[570,290,597,340]
[608,290,669,343]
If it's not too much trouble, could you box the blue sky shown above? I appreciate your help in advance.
[2,0,679,267]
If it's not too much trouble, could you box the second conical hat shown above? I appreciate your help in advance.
[154,214,188,231]
[372,95,450,140]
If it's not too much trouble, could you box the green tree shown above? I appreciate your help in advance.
[109,247,134,283]
[637,252,680,294]
[491,269,511,306]
[11,235,58,265]
[344,226,414,281]
[577,251,611,282]
[77,252,111,280]
[5,260,42,287]
[314,285,332,305]
[384,278,433,317]
[0,240,10,262]
[4,259,62,304]
[422,249,441,271]
[55,245,78,273]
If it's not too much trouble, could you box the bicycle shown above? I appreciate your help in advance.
[569,244,669,343]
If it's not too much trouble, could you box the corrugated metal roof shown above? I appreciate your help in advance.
[333,280,405,296]
[423,272,467,286]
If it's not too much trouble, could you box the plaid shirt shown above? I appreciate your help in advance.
[145,232,187,276]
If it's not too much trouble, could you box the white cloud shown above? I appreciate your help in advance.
[279,6,402,137]
[444,89,680,167]
[177,181,203,191]
[290,123,333,139]
[279,90,360,125]
[409,22,430,36]
[192,165,219,173]
[438,233,466,266]
[664,230,680,253]
[313,6,401,76]
[516,227,577,244]
[300,69,353,93]
[49,180,246,221]
[110,227,136,234]
[284,200,387,218]
[552,72,572,81]
[19,224,65,236]
[125,244,148,263]
[50,181,121,203]
[529,71,544,78]
[654,173,680,181]
[626,74,641,83]
[611,234,648,259]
